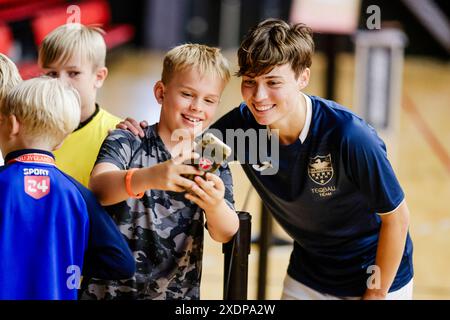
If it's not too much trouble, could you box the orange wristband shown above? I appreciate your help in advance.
[125,168,144,199]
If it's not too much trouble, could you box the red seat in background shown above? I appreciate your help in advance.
[0,21,41,79]
[0,0,65,23]
[0,23,13,55]
[31,0,135,49]
[0,0,66,78]
[1,0,135,79]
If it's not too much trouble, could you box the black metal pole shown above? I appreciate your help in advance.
[257,204,272,300]
[223,211,252,300]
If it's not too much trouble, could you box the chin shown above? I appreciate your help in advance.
[253,117,272,126]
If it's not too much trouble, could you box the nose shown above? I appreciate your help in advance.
[189,98,202,112]
[58,73,70,84]
[253,84,268,102]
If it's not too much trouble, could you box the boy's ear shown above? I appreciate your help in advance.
[153,81,165,105]
[298,67,310,90]
[94,67,108,89]
[7,114,20,137]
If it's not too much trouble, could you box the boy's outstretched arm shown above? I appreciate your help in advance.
[89,152,204,206]
[363,200,410,299]
[185,173,239,243]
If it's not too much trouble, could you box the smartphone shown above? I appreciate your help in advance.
[184,132,232,180]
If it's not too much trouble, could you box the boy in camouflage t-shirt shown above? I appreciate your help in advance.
[81,44,238,300]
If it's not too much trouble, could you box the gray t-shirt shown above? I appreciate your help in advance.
[81,124,235,300]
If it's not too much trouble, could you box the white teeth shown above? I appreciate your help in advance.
[183,115,201,122]
[254,105,274,111]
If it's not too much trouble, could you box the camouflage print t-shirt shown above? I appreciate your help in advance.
[81,124,235,300]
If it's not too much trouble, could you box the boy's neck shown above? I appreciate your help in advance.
[80,103,97,123]
[156,124,195,156]
[3,141,54,157]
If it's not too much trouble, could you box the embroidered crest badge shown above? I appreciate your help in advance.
[308,154,333,185]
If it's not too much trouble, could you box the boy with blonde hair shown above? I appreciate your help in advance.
[82,44,239,300]
[38,23,120,187]
[0,77,135,300]
[0,53,22,165]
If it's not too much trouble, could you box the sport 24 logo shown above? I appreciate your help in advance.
[25,176,50,199]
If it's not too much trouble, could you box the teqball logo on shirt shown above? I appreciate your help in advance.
[308,154,333,185]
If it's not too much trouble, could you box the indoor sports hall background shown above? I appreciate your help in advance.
[1,0,449,299]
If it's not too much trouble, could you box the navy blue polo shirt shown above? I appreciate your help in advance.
[0,149,135,300]
[210,95,413,296]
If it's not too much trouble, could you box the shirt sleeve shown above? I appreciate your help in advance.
[95,129,139,170]
[340,121,405,214]
[72,180,136,280]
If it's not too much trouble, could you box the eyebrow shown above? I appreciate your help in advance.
[44,65,80,69]
[65,66,81,69]
[243,75,283,80]
[263,75,283,79]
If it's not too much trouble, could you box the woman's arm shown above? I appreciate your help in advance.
[362,200,410,299]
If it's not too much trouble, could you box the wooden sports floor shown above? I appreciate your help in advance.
[99,49,449,300]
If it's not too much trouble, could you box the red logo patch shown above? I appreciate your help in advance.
[198,157,213,171]
[24,176,50,199]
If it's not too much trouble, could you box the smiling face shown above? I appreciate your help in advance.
[241,63,310,128]
[155,66,225,147]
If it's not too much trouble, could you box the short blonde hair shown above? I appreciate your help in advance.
[161,43,230,85]
[1,77,81,147]
[38,23,106,69]
[0,53,22,104]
